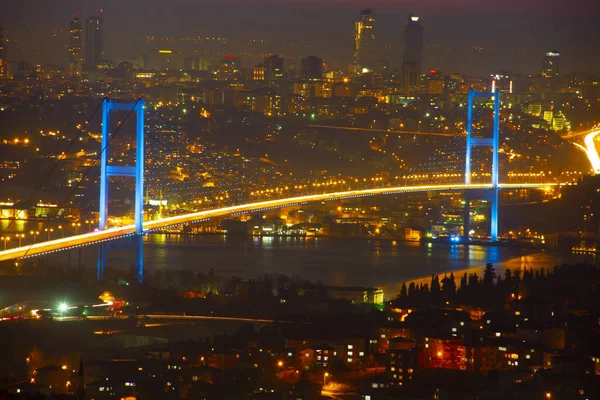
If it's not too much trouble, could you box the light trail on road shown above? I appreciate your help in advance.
[579,128,600,174]
[0,182,558,262]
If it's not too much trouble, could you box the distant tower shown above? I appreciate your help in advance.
[353,9,376,73]
[85,16,103,71]
[0,27,6,79]
[541,51,560,79]
[68,15,83,76]
[402,15,424,96]
[76,356,86,400]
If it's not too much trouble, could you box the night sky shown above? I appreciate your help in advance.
[1,0,598,76]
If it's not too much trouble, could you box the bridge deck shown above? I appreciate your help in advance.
[0,183,556,262]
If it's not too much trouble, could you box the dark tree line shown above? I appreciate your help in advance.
[394,263,600,310]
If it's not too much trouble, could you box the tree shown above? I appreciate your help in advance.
[399,282,408,300]
[430,275,441,295]
[483,263,496,288]
[441,273,457,300]
[504,269,513,284]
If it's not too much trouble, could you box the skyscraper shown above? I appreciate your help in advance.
[353,9,376,73]
[301,56,323,80]
[264,55,284,88]
[0,27,6,79]
[541,51,560,79]
[68,15,83,76]
[402,15,424,96]
[85,16,103,71]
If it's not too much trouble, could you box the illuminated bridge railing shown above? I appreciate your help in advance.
[0,182,559,262]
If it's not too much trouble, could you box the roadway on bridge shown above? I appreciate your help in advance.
[0,183,557,262]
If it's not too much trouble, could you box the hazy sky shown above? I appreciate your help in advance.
[1,0,598,76]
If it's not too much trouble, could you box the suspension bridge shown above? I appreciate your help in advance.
[0,90,562,280]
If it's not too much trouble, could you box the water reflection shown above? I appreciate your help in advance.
[40,234,592,300]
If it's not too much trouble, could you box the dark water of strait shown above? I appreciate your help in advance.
[41,234,595,299]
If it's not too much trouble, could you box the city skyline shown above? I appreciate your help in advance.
[0,1,598,76]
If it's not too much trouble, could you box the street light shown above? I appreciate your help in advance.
[85,220,93,233]
[72,222,81,235]
[1,236,10,250]
[30,231,40,243]
[58,225,64,238]
[324,372,330,385]
[44,228,54,241]
[15,233,25,247]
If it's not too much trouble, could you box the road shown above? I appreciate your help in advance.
[0,182,557,262]
[572,128,600,174]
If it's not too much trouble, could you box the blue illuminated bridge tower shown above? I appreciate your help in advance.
[463,89,501,242]
[97,99,145,281]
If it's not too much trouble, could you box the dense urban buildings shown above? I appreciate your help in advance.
[0,3,600,399]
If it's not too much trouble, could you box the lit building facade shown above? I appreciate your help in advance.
[353,9,376,73]
[68,15,83,76]
[85,16,103,71]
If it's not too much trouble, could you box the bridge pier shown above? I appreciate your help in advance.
[97,243,107,281]
[463,188,499,243]
[96,234,144,283]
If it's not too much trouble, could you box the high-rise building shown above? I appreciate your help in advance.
[353,9,376,73]
[85,16,103,71]
[402,15,424,96]
[68,15,83,76]
[301,56,323,80]
[264,55,284,87]
[0,27,6,79]
[402,62,420,96]
[541,51,560,79]
[218,56,240,81]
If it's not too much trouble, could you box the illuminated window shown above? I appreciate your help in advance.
[348,345,354,349]
[359,352,364,357]
[347,358,353,363]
